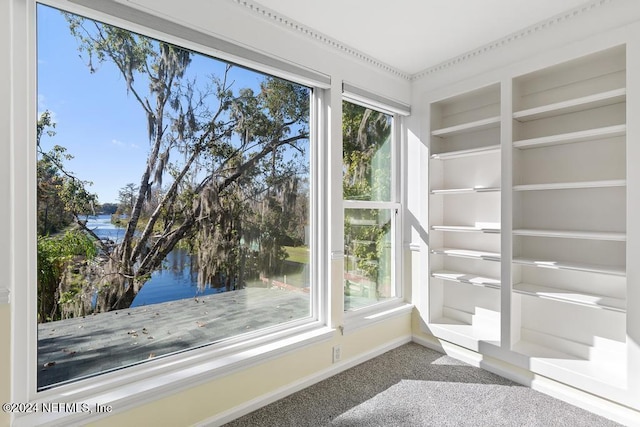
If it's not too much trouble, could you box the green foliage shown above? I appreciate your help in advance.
[283,246,309,264]
[38,230,98,275]
[117,183,138,216]
[342,102,392,201]
[37,110,56,141]
[66,13,159,82]
[355,226,386,280]
[343,101,393,290]
[37,112,71,234]
[37,111,98,234]
[100,203,119,214]
[345,210,392,287]
[60,177,98,216]
[37,230,98,322]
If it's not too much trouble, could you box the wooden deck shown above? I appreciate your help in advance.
[37,287,310,389]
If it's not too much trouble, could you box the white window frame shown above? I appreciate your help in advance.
[10,1,332,425]
[341,93,407,324]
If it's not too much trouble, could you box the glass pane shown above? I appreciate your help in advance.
[344,208,394,310]
[342,101,393,202]
[36,4,311,389]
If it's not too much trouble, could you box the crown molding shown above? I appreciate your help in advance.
[235,0,612,83]
[231,0,412,80]
[411,0,612,81]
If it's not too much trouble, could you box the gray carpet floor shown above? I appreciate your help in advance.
[225,342,621,427]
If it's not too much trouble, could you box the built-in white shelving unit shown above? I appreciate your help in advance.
[424,45,633,407]
[511,45,628,395]
[428,83,502,350]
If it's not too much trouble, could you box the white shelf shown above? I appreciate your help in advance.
[430,144,500,160]
[513,257,625,276]
[513,124,626,149]
[431,186,500,194]
[513,282,625,312]
[513,88,626,122]
[512,228,626,241]
[513,180,626,191]
[431,248,500,262]
[432,270,500,289]
[431,116,500,137]
[432,225,500,233]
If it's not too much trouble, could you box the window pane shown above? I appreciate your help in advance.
[344,208,394,310]
[342,101,392,202]
[36,4,311,389]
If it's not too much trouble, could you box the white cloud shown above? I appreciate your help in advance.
[37,94,58,124]
[111,139,125,146]
[38,94,47,110]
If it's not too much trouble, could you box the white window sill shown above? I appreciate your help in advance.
[343,300,413,334]
[13,323,334,427]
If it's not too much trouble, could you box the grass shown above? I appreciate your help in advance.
[284,246,309,264]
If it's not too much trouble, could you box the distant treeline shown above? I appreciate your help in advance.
[100,203,118,215]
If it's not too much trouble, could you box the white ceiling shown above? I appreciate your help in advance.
[252,0,595,75]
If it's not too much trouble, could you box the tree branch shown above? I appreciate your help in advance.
[218,133,308,194]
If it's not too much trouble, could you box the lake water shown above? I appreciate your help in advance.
[85,215,226,307]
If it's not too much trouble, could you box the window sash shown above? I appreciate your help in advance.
[344,205,400,307]
[343,200,401,210]
[342,110,399,204]
[342,99,403,311]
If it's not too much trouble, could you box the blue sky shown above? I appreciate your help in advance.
[37,4,269,204]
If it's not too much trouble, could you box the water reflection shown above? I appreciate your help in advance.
[84,215,309,307]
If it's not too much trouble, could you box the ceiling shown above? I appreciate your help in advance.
[252,0,596,76]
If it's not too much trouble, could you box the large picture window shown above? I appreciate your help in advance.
[342,100,400,311]
[36,3,313,390]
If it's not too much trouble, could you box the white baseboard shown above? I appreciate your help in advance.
[411,335,640,427]
[197,334,412,427]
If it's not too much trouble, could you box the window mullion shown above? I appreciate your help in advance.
[343,200,400,210]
